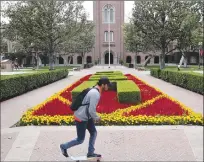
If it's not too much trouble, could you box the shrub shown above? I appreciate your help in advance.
[96,71,114,73]
[95,71,123,75]
[150,68,161,78]
[117,80,141,104]
[94,73,123,76]
[71,81,97,100]
[0,69,68,101]
[89,76,127,81]
[150,69,203,94]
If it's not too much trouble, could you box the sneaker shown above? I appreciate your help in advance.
[60,144,69,157]
[87,153,101,158]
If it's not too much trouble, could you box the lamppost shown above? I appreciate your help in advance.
[30,43,39,70]
[135,44,138,69]
[198,42,202,69]
[107,3,112,68]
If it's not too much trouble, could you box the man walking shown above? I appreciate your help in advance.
[60,77,111,158]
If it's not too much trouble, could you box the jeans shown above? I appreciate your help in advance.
[61,119,97,155]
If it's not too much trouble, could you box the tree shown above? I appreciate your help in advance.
[123,22,160,67]
[3,0,88,70]
[131,0,193,69]
[73,21,95,67]
[176,11,201,68]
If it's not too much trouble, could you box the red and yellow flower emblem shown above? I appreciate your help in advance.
[19,74,204,126]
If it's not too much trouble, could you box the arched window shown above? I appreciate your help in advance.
[154,56,159,64]
[104,31,113,42]
[165,56,169,63]
[59,56,64,64]
[103,4,115,23]
[77,56,82,64]
[145,56,150,63]
[126,56,131,63]
[137,56,141,64]
[68,56,73,64]
[87,56,92,63]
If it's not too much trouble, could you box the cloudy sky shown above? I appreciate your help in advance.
[1,1,134,23]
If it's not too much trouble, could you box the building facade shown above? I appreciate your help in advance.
[2,1,201,66]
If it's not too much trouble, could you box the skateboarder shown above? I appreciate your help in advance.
[60,77,111,158]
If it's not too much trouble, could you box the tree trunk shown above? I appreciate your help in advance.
[184,57,187,68]
[143,56,152,67]
[160,48,165,69]
[82,53,85,69]
[178,51,187,68]
[178,55,184,68]
[49,52,54,70]
[68,56,72,65]
[134,53,137,69]
[32,54,35,69]
[36,54,39,70]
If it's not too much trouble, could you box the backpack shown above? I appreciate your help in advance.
[70,87,99,111]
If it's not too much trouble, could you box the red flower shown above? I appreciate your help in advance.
[33,99,73,116]
[125,74,162,102]
[33,74,188,118]
[97,91,133,113]
[60,74,92,101]
[123,97,189,116]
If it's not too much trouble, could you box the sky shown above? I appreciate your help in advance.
[1,1,135,23]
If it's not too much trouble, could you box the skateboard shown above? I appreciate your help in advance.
[69,155,101,162]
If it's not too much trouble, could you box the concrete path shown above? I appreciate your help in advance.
[1,65,203,161]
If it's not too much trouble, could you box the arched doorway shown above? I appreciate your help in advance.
[68,56,73,64]
[86,56,92,63]
[105,52,113,64]
[126,56,131,63]
[145,56,150,63]
[154,56,159,64]
[77,56,82,64]
[59,57,64,64]
[137,56,141,64]
[165,56,169,63]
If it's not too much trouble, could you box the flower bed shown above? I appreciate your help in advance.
[19,73,204,126]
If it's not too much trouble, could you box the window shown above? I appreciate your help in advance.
[103,4,115,23]
[87,56,92,63]
[126,56,131,63]
[104,31,113,42]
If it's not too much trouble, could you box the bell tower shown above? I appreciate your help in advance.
[93,1,124,65]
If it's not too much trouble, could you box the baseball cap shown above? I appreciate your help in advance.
[98,77,111,87]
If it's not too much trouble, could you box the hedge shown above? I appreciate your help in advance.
[117,80,141,104]
[150,69,203,94]
[71,81,97,101]
[94,73,123,76]
[96,71,121,74]
[89,76,127,81]
[0,69,68,101]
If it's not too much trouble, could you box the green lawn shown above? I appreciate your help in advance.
[1,66,76,78]
[16,65,79,72]
[144,65,203,71]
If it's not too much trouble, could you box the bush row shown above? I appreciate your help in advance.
[117,80,141,104]
[0,69,68,101]
[94,73,123,76]
[150,69,203,94]
[89,76,127,81]
[71,81,97,101]
[96,71,119,74]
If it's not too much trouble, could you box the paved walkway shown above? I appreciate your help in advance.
[1,66,203,161]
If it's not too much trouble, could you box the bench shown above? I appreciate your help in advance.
[72,67,81,71]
